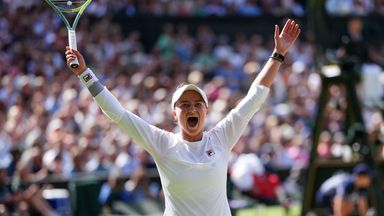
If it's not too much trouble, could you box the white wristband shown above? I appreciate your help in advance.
[78,68,98,88]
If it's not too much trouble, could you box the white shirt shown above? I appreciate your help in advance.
[79,69,269,216]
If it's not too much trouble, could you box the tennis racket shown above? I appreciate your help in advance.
[44,0,92,68]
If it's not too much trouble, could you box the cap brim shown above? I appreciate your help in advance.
[171,84,208,109]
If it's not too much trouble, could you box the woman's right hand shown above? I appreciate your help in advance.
[65,46,87,75]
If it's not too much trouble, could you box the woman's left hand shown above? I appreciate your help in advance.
[274,19,301,55]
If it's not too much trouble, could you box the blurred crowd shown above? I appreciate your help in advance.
[1,0,384,215]
[4,0,384,17]
[2,0,306,17]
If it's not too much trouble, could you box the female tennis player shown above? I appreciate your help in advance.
[65,19,300,216]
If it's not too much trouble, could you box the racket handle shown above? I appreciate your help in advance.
[68,29,79,69]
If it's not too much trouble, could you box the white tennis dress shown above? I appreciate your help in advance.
[78,69,269,216]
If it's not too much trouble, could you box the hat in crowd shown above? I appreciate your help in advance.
[171,84,208,109]
[352,163,371,175]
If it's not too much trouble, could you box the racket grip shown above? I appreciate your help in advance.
[68,29,79,69]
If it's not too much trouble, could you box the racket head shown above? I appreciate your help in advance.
[45,0,92,13]
[44,0,92,29]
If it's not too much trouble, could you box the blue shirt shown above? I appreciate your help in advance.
[317,172,368,204]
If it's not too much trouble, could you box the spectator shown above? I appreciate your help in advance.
[98,168,154,214]
[230,153,290,208]
[0,154,59,216]
[316,163,373,216]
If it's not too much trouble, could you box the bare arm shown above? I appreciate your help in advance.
[333,196,344,216]
[357,196,369,216]
[253,19,301,88]
[333,196,355,216]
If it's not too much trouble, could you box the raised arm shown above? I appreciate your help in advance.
[65,47,170,156]
[253,19,301,88]
[235,19,301,117]
[213,20,301,150]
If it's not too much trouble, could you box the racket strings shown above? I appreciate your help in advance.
[51,0,87,10]
[51,0,87,2]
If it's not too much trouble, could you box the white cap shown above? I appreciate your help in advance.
[171,84,208,109]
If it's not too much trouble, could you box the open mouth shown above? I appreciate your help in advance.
[187,117,198,127]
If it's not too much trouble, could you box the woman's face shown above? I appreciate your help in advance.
[172,90,208,142]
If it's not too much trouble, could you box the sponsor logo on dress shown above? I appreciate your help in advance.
[206,149,215,157]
